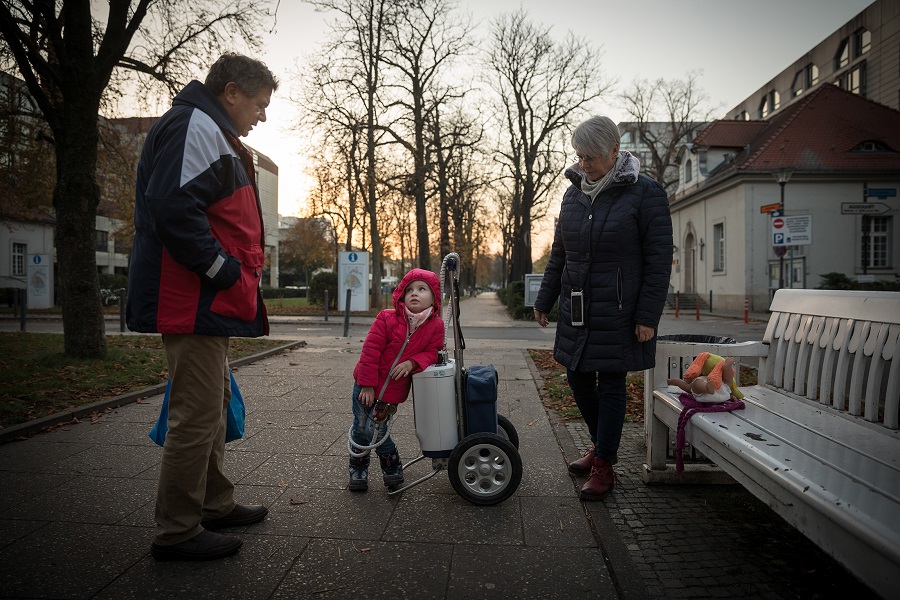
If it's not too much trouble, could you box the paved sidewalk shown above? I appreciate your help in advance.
[0,293,877,599]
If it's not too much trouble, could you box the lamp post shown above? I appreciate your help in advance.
[772,168,794,289]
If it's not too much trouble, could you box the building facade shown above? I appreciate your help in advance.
[669,0,900,311]
[728,0,899,120]
[672,86,900,311]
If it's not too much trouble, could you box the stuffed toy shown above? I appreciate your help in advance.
[667,352,743,404]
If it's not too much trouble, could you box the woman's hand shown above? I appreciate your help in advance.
[635,324,655,343]
[359,386,375,406]
[534,309,549,327]
[391,360,415,380]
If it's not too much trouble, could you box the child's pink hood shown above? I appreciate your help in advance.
[392,268,442,317]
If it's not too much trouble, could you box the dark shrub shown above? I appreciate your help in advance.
[309,272,338,308]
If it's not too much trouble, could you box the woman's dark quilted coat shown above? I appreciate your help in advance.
[534,154,673,373]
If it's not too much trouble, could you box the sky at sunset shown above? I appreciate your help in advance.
[217,1,876,233]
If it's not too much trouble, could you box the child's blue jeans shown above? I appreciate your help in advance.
[349,382,396,456]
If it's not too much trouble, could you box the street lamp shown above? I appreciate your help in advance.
[772,168,794,289]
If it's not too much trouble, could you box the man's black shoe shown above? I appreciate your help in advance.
[201,504,268,530]
[151,530,242,561]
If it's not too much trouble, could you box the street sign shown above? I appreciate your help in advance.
[760,202,781,214]
[867,188,896,198]
[773,246,787,257]
[841,202,891,215]
[771,214,812,246]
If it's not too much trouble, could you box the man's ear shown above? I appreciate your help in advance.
[222,82,239,105]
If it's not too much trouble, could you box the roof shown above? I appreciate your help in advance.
[691,84,900,175]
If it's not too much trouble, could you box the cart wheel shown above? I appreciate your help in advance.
[449,433,522,505]
[497,414,519,449]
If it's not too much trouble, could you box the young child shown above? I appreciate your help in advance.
[347,268,445,492]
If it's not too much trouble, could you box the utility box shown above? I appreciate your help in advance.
[523,274,543,307]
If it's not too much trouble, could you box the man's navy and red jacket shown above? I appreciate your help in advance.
[126,80,268,337]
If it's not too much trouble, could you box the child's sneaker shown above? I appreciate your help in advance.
[378,449,404,487]
[370,401,397,423]
[348,456,369,491]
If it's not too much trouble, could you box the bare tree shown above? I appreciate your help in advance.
[0,0,271,358]
[379,0,471,270]
[620,71,716,192]
[305,0,394,308]
[485,10,612,283]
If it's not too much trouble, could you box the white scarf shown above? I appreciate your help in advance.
[581,153,625,202]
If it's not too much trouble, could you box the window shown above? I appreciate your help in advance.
[758,90,780,118]
[12,242,26,276]
[96,230,108,252]
[713,222,725,272]
[863,217,892,268]
[805,64,819,87]
[684,159,693,183]
[791,71,804,97]
[854,29,871,57]
[835,39,850,69]
[849,62,867,95]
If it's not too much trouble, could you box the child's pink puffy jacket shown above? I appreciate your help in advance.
[352,268,446,404]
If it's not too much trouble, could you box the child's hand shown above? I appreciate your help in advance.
[391,360,415,380]
[359,386,375,406]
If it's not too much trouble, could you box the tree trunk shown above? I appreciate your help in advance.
[54,94,107,358]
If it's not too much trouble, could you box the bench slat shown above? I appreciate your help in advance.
[832,318,856,411]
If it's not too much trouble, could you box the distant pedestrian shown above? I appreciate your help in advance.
[127,53,278,560]
[533,115,673,500]
[347,269,445,492]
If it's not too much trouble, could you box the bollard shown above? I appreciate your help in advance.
[343,288,352,337]
[324,289,329,321]
[674,291,679,319]
[695,295,700,321]
[709,290,713,313]
[18,288,26,332]
[744,297,749,324]
[117,288,126,332]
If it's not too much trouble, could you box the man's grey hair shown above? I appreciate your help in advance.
[572,116,620,158]
[205,53,279,97]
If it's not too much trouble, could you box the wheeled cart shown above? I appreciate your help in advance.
[387,253,523,505]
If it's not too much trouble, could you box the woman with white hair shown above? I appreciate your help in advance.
[533,116,673,500]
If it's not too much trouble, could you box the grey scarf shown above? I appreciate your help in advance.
[581,153,626,202]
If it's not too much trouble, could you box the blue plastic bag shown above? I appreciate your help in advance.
[149,371,246,446]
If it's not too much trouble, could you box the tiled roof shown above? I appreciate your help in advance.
[693,84,900,174]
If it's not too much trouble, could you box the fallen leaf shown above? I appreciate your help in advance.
[289,498,307,505]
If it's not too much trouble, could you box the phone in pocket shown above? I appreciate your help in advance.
[571,290,584,327]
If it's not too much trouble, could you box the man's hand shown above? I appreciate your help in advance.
[534,309,549,327]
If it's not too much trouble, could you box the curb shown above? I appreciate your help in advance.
[0,340,307,444]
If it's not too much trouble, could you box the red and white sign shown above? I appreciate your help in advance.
[771,215,812,246]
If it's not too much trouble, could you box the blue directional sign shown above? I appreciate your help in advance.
[867,188,896,198]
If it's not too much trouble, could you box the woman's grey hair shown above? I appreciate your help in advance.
[205,53,279,97]
[572,116,620,158]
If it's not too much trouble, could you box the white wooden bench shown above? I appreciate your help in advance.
[642,289,900,600]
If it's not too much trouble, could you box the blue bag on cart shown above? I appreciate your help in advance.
[464,364,499,434]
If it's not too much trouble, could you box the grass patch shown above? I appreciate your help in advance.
[528,349,758,424]
[0,333,290,429]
